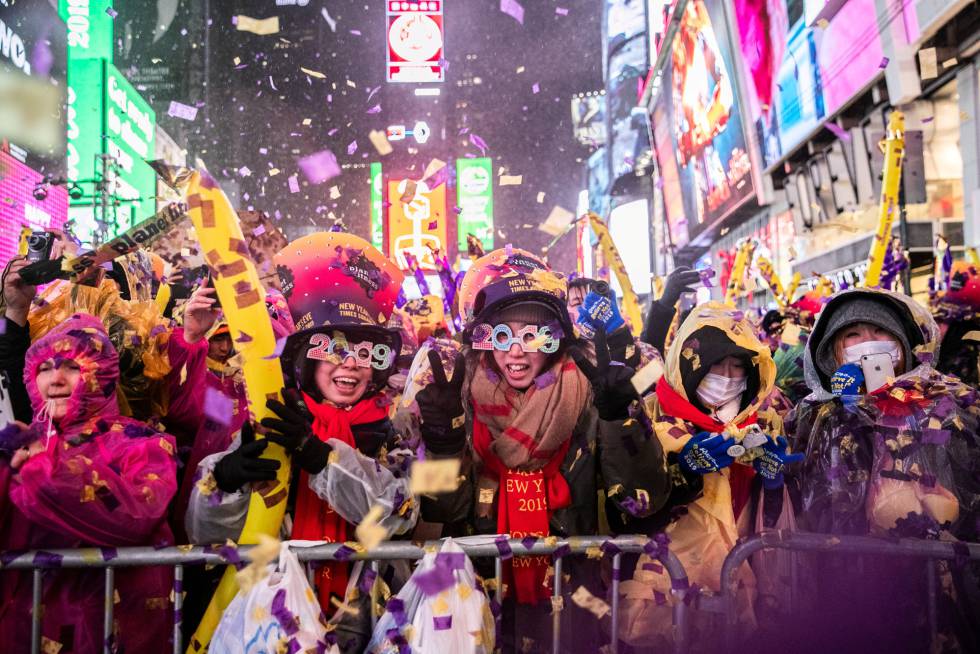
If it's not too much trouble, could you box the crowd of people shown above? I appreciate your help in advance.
[0,227,978,654]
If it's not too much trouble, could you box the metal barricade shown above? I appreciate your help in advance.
[717,530,980,652]
[1,535,690,654]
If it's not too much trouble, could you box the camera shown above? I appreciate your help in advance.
[32,184,48,201]
[26,231,56,262]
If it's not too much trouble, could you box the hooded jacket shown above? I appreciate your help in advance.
[620,302,784,645]
[0,314,178,654]
[788,288,980,651]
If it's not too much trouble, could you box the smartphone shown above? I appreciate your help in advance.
[0,371,16,429]
[861,352,895,392]
[205,271,222,309]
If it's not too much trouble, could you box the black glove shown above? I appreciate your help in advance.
[659,266,701,307]
[212,422,281,493]
[260,389,331,475]
[416,350,467,455]
[571,325,638,421]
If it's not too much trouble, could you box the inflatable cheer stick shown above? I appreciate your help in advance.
[755,255,787,307]
[167,169,290,653]
[724,239,755,306]
[864,111,905,288]
[587,212,643,336]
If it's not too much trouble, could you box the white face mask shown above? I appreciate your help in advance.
[842,339,901,365]
[696,372,748,408]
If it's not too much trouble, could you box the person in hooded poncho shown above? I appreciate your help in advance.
[185,233,419,653]
[787,287,980,653]
[405,248,671,654]
[0,314,178,654]
[619,302,800,649]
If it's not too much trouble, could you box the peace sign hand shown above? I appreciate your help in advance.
[571,325,638,421]
[415,349,468,455]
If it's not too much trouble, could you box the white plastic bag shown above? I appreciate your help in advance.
[366,538,495,654]
[212,541,338,654]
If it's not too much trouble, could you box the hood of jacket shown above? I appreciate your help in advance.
[663,301,776,425]
[24,313,122,436]
[803,288,939,402]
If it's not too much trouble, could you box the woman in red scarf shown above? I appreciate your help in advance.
[185,233,418,653]
[411,249,671,654]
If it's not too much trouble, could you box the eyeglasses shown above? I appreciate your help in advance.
[306,332,395,370]
[471,323,560,354]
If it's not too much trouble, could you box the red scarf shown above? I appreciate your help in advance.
[472,419,572,604]
[291,392,389,610]
[655,377,757,520]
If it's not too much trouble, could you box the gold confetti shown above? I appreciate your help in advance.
[355,505,387,552]
[235,15,280,36]
[300,67,326,79]
[571,586,610,619]
[409,459,462,495]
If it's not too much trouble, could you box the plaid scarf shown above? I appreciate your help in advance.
[470,354,589,603]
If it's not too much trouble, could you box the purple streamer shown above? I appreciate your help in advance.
[359,567,378,594]
[495,536,513,560]
[271,588,300,635]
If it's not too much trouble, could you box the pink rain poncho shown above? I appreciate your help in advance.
[0,314,178,654]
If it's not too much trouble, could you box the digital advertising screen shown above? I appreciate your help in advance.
[455,157,494,252]
[386,178,448,270]
[0,149,68,265]
[386,1,444,83]
[652,0,755,244]
[732,0,885,169]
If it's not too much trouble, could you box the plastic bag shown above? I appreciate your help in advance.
[366,538,495,654]
[211,542,337,654]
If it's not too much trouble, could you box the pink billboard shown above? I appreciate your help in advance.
[0,149,68,266]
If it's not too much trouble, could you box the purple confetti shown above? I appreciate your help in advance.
[347,140,358,155]
[433,615,452,630]
[500,0,525,24]
[824,122,851,142]
[333,544,356,561]
[101,547,118,562]
[297,149,341,185]
[556,7,569,15]
[553,544,571,559]
[271,589,300,635]
[359,567,378,594]
[414,562,456,596]
[521,535,538,551]
[203,387,234,427]
[469,133,488,155]
[879,57,890,69]
[33,551,63,568]
[168,101,198,121]
[366,104,382,114]
[106,7,117,18]
[600,541,622,557]
[532,83,540,94]
[654,590,667,605]
[287,174,300,193]
[495,535,513,560]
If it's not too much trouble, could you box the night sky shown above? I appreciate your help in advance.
[119,0,604,274]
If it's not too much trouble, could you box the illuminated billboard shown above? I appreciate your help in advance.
[0,150,68,265]
[66,59,156,238]
[370,162,384,250]
[732,0,885,169]
[386,178,448,270]
[386,1,444,83]
[455,157,493,252]
[652,0,754,245]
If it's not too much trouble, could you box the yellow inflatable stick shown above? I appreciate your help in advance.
[864,111,905,288]
[587,212,643,336]
[755,256,787,307]
[182,170,290,653]
[724,240,755,306]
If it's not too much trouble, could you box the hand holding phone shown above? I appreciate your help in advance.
[860,352,895,392]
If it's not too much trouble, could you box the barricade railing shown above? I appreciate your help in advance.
[717,530,980,653]
[1,535,690,654]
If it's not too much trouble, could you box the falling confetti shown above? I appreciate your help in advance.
[235,15,280,36]
[320,7,337,31]
[300,67,326,79]
[500,0,525,25]
[347,140,358,155]
[297,150,341,185]
[167,101,198,121]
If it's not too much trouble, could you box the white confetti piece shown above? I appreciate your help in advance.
[167,101,198,121]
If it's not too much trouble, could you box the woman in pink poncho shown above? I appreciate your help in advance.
[0,313,178,654]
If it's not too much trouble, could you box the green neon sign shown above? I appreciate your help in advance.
[370,162,384,250]
[59,0,114,61]
[66,59,156,239]
[456,157,494,251]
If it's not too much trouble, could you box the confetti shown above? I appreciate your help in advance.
[203,387,234,426]
[347,140,358,155]
[631,357,664,395]
[409,459,461,495]
[824,122,851,142]
[321,7,337,31]
[105,7,117,18]
[532,83,540,94]
[469,133,489,155]
[369,129,394,155]
[235,15,280,36]
[168,101,198,121]
[297,149,341,185]
[536,192,545,203]
[538,205,574,236]
[816,18,829,28]
[355,506,387,551]
[879,57,890,69]
[571,586,610,619]
[556,7,569,15]
[500,0,525,24]
[366,104,382,114]
[300,67,326,79]
[499,174,523,186]
[287,174,300,193]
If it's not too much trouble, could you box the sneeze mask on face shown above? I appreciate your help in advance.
[843,339,901,365]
